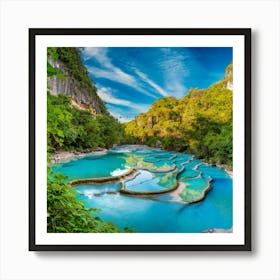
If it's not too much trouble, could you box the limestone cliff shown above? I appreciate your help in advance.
[47,47,107,114]
[224,62,233,90]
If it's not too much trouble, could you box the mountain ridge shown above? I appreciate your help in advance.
[124,62,233,167]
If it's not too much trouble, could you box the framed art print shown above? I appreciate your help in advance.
[29,28,251,251]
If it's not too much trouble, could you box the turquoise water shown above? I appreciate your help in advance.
[53,145,232,232]
[52,153,128,180]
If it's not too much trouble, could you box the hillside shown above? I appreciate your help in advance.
[124,63,233,168]
[47,47,123,153]
[47,47,107,114]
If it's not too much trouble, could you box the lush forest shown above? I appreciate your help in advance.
[47,47,129,233]
[124,63,233,168]
[47,93,124,154]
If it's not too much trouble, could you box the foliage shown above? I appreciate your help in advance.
[57,69,66,81]
[47,47,59,61]
[185,115,232,167]
[124,63,233,168]
[47,62,57,77]
[47,169,134,233]
[47,94,124,153]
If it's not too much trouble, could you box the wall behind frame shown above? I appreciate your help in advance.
[0,0,279,279]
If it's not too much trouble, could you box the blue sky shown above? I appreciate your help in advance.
[80,47,232,122]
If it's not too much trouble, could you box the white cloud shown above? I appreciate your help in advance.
[166,82,188,98]
[110,112,134,123]
[98,87,149,113]
[84,47,137,85]
[135,70,169,97]
[83,47,111,67]
[159,48,190,75]
[88,67,131,86]
[157,48,190,98]
[83,48,158,99]
[98,87,131,107]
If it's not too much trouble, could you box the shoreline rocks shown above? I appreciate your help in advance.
[203,162,232,178]
[69,168,138,187]
[216,163,233,178]
[50,148,107,164]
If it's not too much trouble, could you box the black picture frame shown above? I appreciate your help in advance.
[29,28,251,251]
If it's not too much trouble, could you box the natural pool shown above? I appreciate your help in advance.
[52,145,232,233]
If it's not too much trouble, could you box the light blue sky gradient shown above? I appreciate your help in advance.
[80,47,232,122]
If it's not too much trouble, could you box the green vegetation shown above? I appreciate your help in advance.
[47,62,57,77]
[47,169,134,233]
[47,47,129,233]
[47,62,66,81]
[47,94,126,233]
[47,93,124,153]
[124,63,233,168]
[47,93,127,233]
[57,69,66,81]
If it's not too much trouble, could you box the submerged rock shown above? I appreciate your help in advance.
[106,191,117,195]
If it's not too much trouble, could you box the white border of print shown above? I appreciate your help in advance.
[35,35,244,245]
